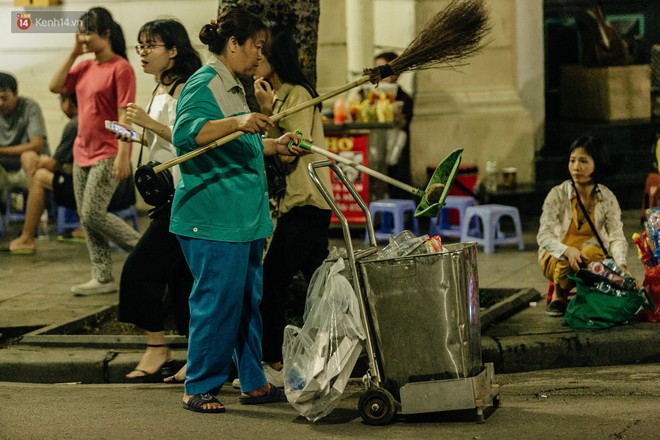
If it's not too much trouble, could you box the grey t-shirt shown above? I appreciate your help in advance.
[0,96,49,171]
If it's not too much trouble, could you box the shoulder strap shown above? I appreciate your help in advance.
[571,179,612,258]
[137,83,160,167]
[168,78,186,97]
[272,89,291,116]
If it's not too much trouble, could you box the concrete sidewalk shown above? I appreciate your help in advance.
[1,209,659,384]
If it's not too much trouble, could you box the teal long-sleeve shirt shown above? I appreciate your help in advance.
[170,58,272,242]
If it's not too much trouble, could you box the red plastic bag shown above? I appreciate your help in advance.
[639,266,660,322]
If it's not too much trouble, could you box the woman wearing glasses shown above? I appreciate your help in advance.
[113,19,202,383]
[49,7,141,295]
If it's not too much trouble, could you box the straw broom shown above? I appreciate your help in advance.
[149,0,491,175]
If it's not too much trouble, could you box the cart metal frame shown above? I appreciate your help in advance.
[308,160,500,425]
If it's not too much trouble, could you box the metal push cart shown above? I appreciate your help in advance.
[308,160,500,425]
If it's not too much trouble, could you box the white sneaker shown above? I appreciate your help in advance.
[263,363,284,388]
[232,363,284,389]
[71,279,117,296]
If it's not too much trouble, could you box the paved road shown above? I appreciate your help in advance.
[2,364,660,440]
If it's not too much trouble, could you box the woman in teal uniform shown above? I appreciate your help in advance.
[171,8,304,413]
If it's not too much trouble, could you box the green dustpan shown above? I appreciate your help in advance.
[289,133,463,219]
[414,148,463,218]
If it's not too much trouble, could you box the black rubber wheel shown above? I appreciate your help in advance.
[476,407,485,424]
[358,387,397,426]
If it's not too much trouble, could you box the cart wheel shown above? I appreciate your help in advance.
[493,395,501,408]
[358,387,397,425]
[475,407,485,424]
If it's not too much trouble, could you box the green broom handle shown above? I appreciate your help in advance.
[152,75,372,174]
[288,131,423,198]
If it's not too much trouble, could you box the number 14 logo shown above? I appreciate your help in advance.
[16,13,32,31]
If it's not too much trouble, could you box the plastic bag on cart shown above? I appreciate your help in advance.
[282,257,366,422]
[303,247,346,321]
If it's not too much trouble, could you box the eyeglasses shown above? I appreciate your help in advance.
[134,44,166,54]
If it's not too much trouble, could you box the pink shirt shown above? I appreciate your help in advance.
[65,55,135,166]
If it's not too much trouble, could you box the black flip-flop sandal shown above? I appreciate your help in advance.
[0,247,35,254]
[239,384,287,405]
[163,374,184,384]
[125,345,174,383]
[182,393,225,413]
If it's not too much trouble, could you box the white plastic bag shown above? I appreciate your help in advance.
[282,257,365,422]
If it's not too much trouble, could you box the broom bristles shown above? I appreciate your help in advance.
[152,0,490,174]
[364,0,491,82]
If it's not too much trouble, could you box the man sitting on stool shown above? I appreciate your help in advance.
[0,71,49,201]
[9,93,78,253]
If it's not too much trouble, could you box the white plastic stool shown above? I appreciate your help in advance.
[461,204,525,254]
[366,199,419,242]
[428,195,477,238]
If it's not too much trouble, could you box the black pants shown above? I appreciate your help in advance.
[388,145,411,199]
[119,207,192,335]
[261,205,331,363]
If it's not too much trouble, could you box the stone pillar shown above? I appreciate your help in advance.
[409,0,543,188]
[345,0,374,82]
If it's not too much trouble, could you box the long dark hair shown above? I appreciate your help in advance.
[267,30,320,110]
[569,135,610,182]
[138,19,202,86]
[78,7,127,60]
[198,8,268,55]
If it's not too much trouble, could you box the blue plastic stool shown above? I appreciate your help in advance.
[460,204,525,254]
[112,206,140,231]
[56,205,139,236]
[366,199,419,243]
[428,195,477,238]
[56,206,81,236]
[4,188,28,230]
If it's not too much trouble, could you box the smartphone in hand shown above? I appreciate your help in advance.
[105,120,141,142]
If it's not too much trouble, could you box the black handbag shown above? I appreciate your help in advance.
[135,161,174,207]
[133,83,179,208]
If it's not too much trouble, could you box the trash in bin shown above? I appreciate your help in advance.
[377,230,446,259]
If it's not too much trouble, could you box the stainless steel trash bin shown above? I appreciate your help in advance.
[358,242,481,390]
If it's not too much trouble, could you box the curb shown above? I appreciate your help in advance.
[483,322,660,374]
[0,288,540,383]
[0,345,187,384]
[4,288,659,382]
[4,325,660,382]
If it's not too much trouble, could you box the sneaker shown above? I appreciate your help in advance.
[232,363,284,389]
[545,300,566,317]
[263,363,284,388]
[71,279,117,296]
